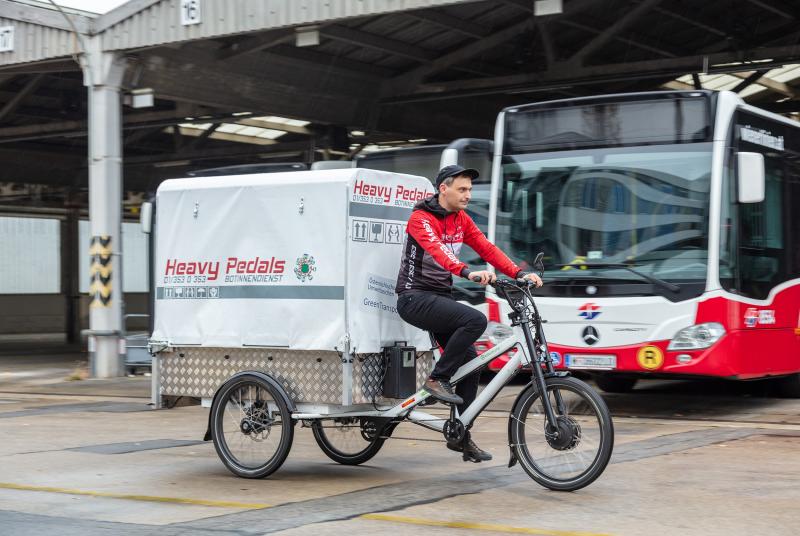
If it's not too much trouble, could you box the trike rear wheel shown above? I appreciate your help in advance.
[210,374,294,478]
[311,418,395,465]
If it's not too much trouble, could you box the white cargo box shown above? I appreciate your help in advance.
[151,169,436,407]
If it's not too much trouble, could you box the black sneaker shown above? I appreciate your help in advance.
[423,377,463,405]
[447,438,493,463]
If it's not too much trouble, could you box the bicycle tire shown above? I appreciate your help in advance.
[509,375,614,491]
[210,374,294,478]
[311,419,394,465]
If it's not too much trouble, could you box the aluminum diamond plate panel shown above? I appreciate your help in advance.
[160,348,342,403]
[160,347,434,405]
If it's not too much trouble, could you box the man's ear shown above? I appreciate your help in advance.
[438,183,447,194]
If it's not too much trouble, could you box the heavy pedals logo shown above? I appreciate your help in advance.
[89,236,112,308]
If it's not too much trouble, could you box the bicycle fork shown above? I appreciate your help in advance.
[519,317,567,437]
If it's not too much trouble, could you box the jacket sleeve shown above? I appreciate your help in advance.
[406,212,469,277]
[463,216,522,278]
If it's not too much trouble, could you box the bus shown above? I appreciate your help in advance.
[483,90,800,395]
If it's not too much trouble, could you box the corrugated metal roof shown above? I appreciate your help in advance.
[0,0,478,66]
[0,15,82,66]
[0,0,93,32]
[100,0,478,52]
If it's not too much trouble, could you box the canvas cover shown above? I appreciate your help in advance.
[151,168,434,354]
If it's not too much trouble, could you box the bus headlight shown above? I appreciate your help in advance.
[479,322,514,345]
[668,323,726,351]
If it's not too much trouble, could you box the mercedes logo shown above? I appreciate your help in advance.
[582,326,600,345]
[586,285,598,295]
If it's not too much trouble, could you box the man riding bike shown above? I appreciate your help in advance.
[395,164,543,462]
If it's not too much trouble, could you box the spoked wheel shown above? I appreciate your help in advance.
[311,417,395,465]
[509,376,614,491]
[210,374,294,478]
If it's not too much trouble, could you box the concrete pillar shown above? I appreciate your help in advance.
[82,37,128,377]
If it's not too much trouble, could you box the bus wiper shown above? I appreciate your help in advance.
[556,263,681,293]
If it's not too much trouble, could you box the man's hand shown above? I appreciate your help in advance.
[522,272,544,288]
[468,270,496,286]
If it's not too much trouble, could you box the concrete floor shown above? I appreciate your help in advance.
[1,351,799,536]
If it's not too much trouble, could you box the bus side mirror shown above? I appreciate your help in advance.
[140,201,153,234]
[440,148,459,167]
[736,152,765,204]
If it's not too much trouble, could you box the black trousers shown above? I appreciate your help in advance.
[396,291,487,413]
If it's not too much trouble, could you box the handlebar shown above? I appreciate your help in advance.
[470,275,538,290]
[468,252,545,290]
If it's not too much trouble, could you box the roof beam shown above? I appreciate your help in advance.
[142,46,379,101]
[0,59,80,75]
[569,0,663,64]
[321,26,435,63]
[0,74,44,122]
[389,45,800,101]
[558,19,677,58]
[0,109,199,142]
[746,0,796,20]
[123,141,314,165]
[647,4,726,37]
[173,126,279,146]
[386,18,533,95]
[215,28,297,60]
[138,62,370,128]
[233,118,311,136]
[731,70,769,93]
[538,20,556,67]
[264,45,393,78]
[406,10,491,39]
[732,71,796,97]
[662,80,695,91]
[123,125,161,147]
[188,123,220,150]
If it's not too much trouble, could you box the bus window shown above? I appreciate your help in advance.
[723,112,800,299]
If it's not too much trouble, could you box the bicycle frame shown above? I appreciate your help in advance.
[293,285,555,433]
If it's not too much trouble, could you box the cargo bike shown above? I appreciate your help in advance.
[149,169,613,492]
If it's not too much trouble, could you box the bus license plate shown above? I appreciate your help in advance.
[565,354,617,370]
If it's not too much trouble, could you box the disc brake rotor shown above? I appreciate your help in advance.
[240,401,275,441]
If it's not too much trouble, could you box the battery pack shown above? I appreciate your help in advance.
[382,344,417,399]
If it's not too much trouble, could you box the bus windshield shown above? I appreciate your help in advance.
[495,143,712,294]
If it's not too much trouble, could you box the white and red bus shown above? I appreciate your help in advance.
[482,90,800,395]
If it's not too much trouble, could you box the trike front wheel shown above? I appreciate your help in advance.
[509,376,614,491]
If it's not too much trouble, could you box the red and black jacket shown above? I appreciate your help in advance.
[395,195,522,295]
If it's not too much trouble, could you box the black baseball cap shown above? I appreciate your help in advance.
[434,164,480,189]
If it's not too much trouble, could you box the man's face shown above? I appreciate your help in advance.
[439,175,473,211]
